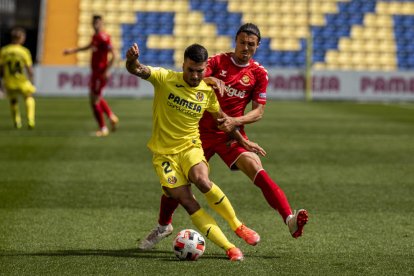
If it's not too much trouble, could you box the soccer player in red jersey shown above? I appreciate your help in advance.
[138,23,308,250]
[63,15,118,137]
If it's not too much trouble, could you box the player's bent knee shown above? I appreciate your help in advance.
[192,178,212,193]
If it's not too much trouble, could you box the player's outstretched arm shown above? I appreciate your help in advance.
[125,43,150,79]
[63,44,91,55]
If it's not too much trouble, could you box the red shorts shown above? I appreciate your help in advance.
[89,72,107,96]
[202,139,248,170]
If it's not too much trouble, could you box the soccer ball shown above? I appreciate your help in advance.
[173,229,206,261]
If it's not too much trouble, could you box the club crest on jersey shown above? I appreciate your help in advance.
[167,176,177,184]
[239,75,250,86]
[195,92,204,102]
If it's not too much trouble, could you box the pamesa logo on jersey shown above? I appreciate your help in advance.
[167,92,202,117]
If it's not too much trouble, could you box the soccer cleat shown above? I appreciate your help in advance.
[95,127,109,137]
[138,224,174,250]
[287,209,309,238]
[226,247,244,261]
[235,224,260,246]
[14,122,22,129]
[110,114,119,132]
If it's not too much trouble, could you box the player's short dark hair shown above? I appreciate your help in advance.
[10,27,26,41]
[236,23,261,43]
[93,15,102,21]
[184,44,208,63]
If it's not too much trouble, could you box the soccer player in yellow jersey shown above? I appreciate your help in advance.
[0,27,36,129]
[126,43,264,261]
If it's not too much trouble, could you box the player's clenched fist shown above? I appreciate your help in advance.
[126,43,140,61]
[125,43,150,78]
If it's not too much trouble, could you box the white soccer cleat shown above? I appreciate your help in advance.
[138,224,174,250]
[95,127,109,137]
[287,209,308,238]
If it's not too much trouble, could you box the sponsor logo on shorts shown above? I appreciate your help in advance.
[259,93,266,99]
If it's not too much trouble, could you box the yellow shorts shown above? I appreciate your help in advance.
[152,145,208,190]
[6,82,36,98]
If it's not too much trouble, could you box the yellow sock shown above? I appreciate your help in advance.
[25,96,35,128]
[190,208,235,251]
[10,99,21,128]
[204,183,242,231]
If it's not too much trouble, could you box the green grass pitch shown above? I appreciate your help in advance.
[0,98,413,275]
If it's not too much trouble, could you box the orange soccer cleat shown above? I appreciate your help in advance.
[235,224,260,246]
[226,247,244,261]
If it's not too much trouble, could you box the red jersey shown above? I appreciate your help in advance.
[199,53,268,144]
[91,31,112,72]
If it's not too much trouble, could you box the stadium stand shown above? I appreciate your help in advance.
[75,0,414,71]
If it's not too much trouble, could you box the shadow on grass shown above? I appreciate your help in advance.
[1,248,171,260]
[0,248,279,261]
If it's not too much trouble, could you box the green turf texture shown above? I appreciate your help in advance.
[0,98,413,275]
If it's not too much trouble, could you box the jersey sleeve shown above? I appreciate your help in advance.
[252,66,268,105]
[99,32,112,50]
[23,48,33,67]
[205,55,219,78]
[105,34,113,50]
[206,87,220,114]
[147,66,169,87]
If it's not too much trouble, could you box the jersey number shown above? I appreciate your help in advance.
[162,161,172,174]
[7,60,23,75]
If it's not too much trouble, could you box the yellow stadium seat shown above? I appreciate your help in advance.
[338,38,352,52]
[198,24,217,36]
[378,40,396,53]
[79,0,92,11]
[325,51,340,65]
[350,26,362,39]
[77,24,92,37]
[401,2,414,15]
[310,14,325,26]
[388,2,404,14]
[351,52,365,65]
[313,62,326,70]
[172,1,189,12]
[337,52,352,65]
[78,36,90,47]
[174,24,187,36]
[279,2,295,14]
[349,39,364,52]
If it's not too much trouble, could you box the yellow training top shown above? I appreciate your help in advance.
[0,44,35,92]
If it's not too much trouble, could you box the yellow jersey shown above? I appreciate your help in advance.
[0,44,35,93]
[146,66,220,155]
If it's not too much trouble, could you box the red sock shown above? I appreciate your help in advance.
[254,170,292,222]
[99,98,113,117]
[92,103,105,129]
[158,194,179,225]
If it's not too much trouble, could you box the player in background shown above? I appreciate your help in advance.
[63,15,118,137]
[0,27,36,129]
[126,42,264,261]
[140,23,308,250]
